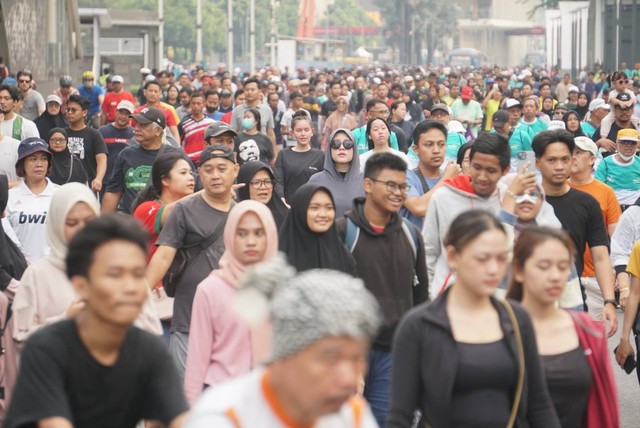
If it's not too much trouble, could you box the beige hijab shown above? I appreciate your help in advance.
[45,183,100,269]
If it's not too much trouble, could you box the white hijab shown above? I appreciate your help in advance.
[45,183,99,269]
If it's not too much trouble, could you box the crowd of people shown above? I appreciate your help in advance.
[0,60,640,427]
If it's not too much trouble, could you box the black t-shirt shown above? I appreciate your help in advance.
[545,188,609,276]
[65,126,108,183]
[98,124,135,187]
[4,320,188,428]
[320,98,337,117]
[106,143,189,214]
[592,121,636,158]
[235,132,274,165]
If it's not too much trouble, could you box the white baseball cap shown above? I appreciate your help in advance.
[589,98,610,112]
[547,120,566,131]
[504,98,522,109]
[574,136,598,156]
[116,100,135,113]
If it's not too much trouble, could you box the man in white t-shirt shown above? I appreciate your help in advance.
[0,84,39,140]
[186,258,381,428]
[0,123,20,184]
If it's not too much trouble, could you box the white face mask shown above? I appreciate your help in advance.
[618,152,636,162]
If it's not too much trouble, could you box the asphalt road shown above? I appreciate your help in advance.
[608,310,640,427]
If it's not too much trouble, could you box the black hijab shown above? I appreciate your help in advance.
[237,161,288,228]
[0,175,28,291]
[278,183,357,275]
[541,96,555,117]
[562,110,585,138]
[47,128,88,185]
[574,91,590,120]
[34,107,66,139]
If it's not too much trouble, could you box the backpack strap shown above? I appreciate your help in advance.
[400,217,419,261]
[12,115,22,140]
[344,217,360,253]
[412,167,430,195]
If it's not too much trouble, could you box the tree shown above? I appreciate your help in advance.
[373,0,456,65]
[78,0,301,65]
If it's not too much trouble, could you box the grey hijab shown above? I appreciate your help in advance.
[308,128,364,217]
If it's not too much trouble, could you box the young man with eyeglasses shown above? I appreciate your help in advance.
[423,132,520,298]
[569,136,621,320]
[336,152,428,427]
[64,94,107,193]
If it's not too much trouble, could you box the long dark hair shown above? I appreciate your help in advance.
[444,210,505,253]
[130,152,187,213]
[606,70,628,88]
[245,108,262,131]
[366,117,391,151]
[506,227,575,301]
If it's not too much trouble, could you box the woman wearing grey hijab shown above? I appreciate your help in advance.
[308,128,364,217]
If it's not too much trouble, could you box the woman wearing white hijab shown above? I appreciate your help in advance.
[12,183,161,343]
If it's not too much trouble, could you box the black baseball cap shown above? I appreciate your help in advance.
[616,92,632,103]
[131,107,166,128]
[492,110,509,127]
[204,122,238,140]
[199,144,236,164]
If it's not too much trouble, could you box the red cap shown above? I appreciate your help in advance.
[461,86,474,100]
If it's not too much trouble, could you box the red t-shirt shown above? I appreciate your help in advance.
[101,90,135,122]
[133,200,165,260]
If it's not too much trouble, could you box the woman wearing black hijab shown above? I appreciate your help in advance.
[0,174,28,290]
[47,128,88,186]
[237,161,289,228]
[562,110,586,138]
[34,95,67,139]
[279,183,357,275]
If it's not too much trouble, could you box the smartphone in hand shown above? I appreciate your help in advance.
[517,151,537,174]
[613,346,637,374]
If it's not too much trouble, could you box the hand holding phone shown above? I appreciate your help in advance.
[614,345,637,374]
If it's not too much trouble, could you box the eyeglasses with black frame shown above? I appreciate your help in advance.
[369,178,411,193]
[249,179,275,189]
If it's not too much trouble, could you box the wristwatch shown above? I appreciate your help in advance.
[604,299,617,307]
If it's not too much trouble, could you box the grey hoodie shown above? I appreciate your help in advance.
[422,174,507,299]
[308,128,365,217]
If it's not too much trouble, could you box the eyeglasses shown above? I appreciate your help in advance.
[615,106,633,112]
[618,140,638,145]
[66,107,80,113]
[49,138,66,143]
[370,178,411,193]
[617,79,629,85]
[249,179,275,189]
[515,190,542,204]
[329,140,354,150]
[18,79,30,84]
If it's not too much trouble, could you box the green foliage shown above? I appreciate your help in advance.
[317,0,375,26]
[78,0,301,63]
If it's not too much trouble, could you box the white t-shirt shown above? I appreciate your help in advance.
[0,135,20,182]
[0,114,40,141]
[5,179,59,262]
[186,368,377,428]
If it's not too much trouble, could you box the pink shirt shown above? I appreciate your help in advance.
[184,274,252,406]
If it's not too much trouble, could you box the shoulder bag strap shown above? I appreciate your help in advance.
[195,201,236,252]
[412,167,430,195]
[66,153,74,183]
[500,299,525,428]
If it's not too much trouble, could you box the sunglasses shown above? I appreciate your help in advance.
[515,190,542,204]
[329,140,355,150]
[617,79,629,85]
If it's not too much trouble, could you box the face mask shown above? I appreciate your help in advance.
[83,81,93,89]
[618,152,636,162]
[241,118,254,130]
